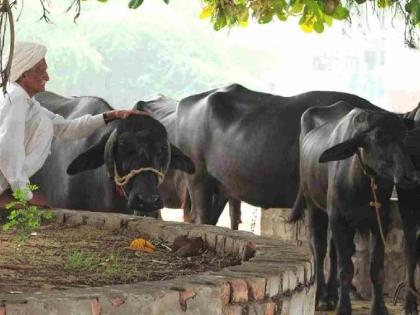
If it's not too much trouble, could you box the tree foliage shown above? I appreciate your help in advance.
[13,1,278,106]
[61,0,420,47]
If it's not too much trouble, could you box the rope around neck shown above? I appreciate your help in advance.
[113,164,164,187]
[355,150,387,251]
[356,150,420,303]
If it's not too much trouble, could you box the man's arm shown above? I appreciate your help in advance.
[40,106,146,140]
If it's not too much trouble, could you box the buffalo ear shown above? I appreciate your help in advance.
[319,136,363,163]
[403,118,416,130]
[66,134,109,175]
[169,144,195,174]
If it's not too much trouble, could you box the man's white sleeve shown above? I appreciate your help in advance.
[40,107,106,140]
[0,95,32,200]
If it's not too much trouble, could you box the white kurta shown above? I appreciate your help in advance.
[0,83,106,200]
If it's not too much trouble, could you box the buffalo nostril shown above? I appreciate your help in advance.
[150,194,160,203]
[136,195,145,206]
[154,199,162,208]
[137,194,160,206]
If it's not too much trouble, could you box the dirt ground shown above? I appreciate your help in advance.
[315,300,405,315]
[0,223,240,294]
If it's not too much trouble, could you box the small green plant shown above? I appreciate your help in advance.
[2,184,53,242]
[102,253,124,278]
[66,250,101,271]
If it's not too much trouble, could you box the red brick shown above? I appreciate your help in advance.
[245,277,266,301]
[228,279,248,303]
[219,281,231,305]
[264,302,276,315]
[179,289,196,311]
[90,299,101,315]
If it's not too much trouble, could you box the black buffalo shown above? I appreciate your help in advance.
[138,85,420,313]
[295,102,420,315]
[396,103,420,315]
[32,92,195,216]
[173,84,380,224]
[135,96,242,229]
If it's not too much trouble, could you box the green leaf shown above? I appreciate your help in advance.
[333,5,349,20]
[314,20,324,33]
[213,12,227,31]
[277,12,288,21]
[305,0,320,12]
[2,184,53,243]
[128,0,144,9]
[406,0,416,13]
[324,14,333,26]
[96,0,108,2]
[163,0,169,4]
[290,0,304,13]
[259,12,273,24]
[378,0,395,8]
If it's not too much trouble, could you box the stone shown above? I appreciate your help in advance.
[228,278,248,303]
[0,209,315,315]
[222,304,243,315]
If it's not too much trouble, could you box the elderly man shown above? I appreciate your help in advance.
[0,41,141,206]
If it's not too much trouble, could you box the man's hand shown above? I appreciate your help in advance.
[103,109,150,123]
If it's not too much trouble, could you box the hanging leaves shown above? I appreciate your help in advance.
[128,0,144,9]
[197,0,417,47]
[7,0,420,48]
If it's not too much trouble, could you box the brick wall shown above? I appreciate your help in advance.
[261,203,420,301]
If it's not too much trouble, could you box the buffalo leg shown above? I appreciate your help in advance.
[397,186,419,315]
[308,207,330,310]
[326,235,339,309]
[229,199,241,230]
[369,215,389,315]
[187,176,214,224]
[209,192,228,225]
[330,215,355,315]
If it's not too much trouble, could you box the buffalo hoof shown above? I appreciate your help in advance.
[403,297,419,315]
[327,297,338,310]
[316,296,337,311]
[315,301,337,312]
[316,301,329,312]
[336,308,352,315]
[401,308,419,315]
[327,290,338,310]
[370,304,389,315]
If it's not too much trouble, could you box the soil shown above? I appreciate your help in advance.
[315,300,404,314]
[315,300,403,315]
[0,223,241,294]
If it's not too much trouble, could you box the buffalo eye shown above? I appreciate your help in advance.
[118,139,137,156]
[156,143,168,156]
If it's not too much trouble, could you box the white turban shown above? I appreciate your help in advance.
[9,41,47,82]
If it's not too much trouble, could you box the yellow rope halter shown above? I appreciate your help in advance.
[113,164,164,187]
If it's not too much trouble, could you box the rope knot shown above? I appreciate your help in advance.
[369,201,381,208]
[113,164,164,187]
